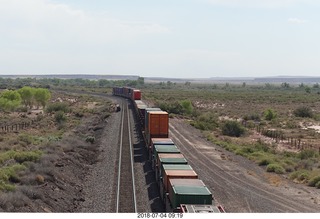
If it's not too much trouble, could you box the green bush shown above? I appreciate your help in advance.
[0,164,26,191]
[191,112,218,131]
[293,106,313,118]
[258,158,273,166]
[264,109,277,121]
[316,181,320,189]
[13,151,42,163]
[266,164,285,174]
[298,149,318,160]
[221,121,245,137]
[308,176,320,187]
[55,111,67,123]
[46,102,70,113]
[289,170,310,181]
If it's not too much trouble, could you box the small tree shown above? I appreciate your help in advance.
[18,86,34,109]
[34,88,51,109]
[0,90,21,111]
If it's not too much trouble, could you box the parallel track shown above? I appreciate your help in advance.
[116,101,137,213]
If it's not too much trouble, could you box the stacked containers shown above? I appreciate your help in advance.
[145,111,169,147]
[157,163,191,185]
[153,145,180,169]
[150,138,175,160]
[144,108,161,136]
[134,100,147,125]
[166,179,212,212]
[156,154,188,183]
[160,168,198,202]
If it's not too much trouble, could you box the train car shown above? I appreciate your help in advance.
[180,204,225,213]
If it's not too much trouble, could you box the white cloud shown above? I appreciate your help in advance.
[288,18,308,24]
[204,0,315,8]
[0,0,170,48]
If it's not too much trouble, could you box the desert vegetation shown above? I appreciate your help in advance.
[0,84,115,211]
[142,82,320,189]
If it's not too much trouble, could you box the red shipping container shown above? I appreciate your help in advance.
[132,89,142,100]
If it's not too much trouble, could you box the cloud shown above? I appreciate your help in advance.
[288,18,308,24]
[0,0,170,49]
[204,0,315,8]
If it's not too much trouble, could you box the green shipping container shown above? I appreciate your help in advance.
[154,145,180,161]
[169,185,213,209]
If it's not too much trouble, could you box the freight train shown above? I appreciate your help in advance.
[112,86,225,213]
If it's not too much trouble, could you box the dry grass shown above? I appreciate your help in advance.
[264,173,285,187]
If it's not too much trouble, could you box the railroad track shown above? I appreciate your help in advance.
[116,101,137,213]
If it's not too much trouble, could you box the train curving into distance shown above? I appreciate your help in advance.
[112,86,225,213]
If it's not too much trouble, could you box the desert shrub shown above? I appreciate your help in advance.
[266,164,285,174]
[55,111,67,123]
[12,151,42,163]
[221,121,245,137]
[295,159,315,171]
[0,164,26,190]
[18,134,33,145]
[298,149,318,160]
[264,108,277,121]
[190,112,218,131]
[1,150,41,165]
[243,113,261,121]
[289,170,310,181]
[0,181,15,192]
[293,106,313,118]
[46,102,70,113]
[316,181,320,188]
[308,176,320,187]
[85,136,95,144]
[258,158,273,166]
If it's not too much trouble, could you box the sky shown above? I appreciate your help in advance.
[0,0,320,78]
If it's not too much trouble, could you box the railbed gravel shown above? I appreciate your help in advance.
[80,98,164,213]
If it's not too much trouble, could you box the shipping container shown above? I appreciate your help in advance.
[153,145,180,168]
[145,111,169,146]
[151,138,175,154]
[156,164,191,184]
[144,108,162,132]
[132,89,142,100]
[134,100,147,123]
[161,169,198,198]
[167,178,212,210]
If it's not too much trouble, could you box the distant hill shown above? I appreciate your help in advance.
[1,74,320,84]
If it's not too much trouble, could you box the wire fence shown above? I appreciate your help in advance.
[0,120,35,133]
